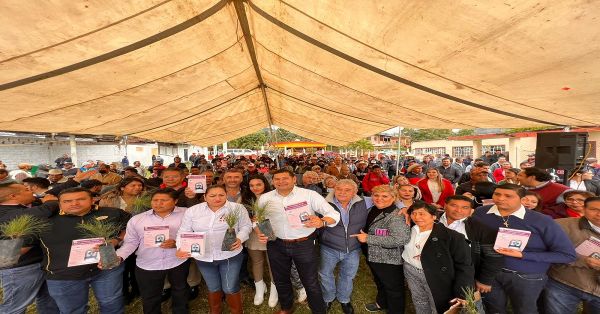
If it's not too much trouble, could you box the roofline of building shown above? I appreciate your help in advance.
[446,126,600,141]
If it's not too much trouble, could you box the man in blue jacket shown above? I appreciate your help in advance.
[473,184,576,314]
[319,179,368,314]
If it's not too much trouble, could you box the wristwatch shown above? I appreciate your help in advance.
[322,219,328,228]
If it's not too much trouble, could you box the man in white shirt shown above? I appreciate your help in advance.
[257,169,340,314]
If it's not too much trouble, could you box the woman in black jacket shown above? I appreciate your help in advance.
[402,201,475,313]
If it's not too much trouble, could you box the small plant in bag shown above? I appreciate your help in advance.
[0,215,50,268]
[77,219,122,269]
[130,192,152,215]
[252,200,276,241]
[221,208,240,251]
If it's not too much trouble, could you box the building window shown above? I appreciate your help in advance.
[452,146,473,158]
[414,147,446,156]
[482,145,506,153]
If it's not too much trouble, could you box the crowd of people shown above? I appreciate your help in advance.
[0,150,599,314]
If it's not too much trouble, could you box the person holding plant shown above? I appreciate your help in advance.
[241,174,277,306]
[176,184,252,314]
[98,176,147,303]
[402,201,475,314]
[256,169,340,314]
[115,188,190,314]
[40,187,130,314]
[0,182,59,314]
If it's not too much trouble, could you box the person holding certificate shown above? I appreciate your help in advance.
[473,184,576,314]
[176,184,252,314]
[115,188,189,314]
[40,187,130,314]
[256,169,340,314]
[545,196,600,313]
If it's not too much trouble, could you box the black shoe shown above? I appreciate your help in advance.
[364,302,383,312]
[189,285,200,300]
[341,302,354,314]
[160,288,171,303]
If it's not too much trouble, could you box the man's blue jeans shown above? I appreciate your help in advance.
[196,253,243,294]
[483,270,547,314]
[318,245,360,304]
[46,263,124,314]
[0,263,58,314]
[544,278,600,314]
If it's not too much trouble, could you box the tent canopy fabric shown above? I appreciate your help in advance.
[1,0,599,146]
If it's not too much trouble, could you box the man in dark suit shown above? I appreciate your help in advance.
[439,195,504,294]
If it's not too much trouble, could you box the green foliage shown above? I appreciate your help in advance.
[228,128,308,149]
[274,128,308,142]
[345,138,374,150]
[459,286,480,314]
[130,193,152,215]
[223,208,241,229]
[228,131,268,149]
[77,220,121,240]
[251,200,269,222]
[0,215,50,239]
[504,126,557,134]
[404,128,474,142]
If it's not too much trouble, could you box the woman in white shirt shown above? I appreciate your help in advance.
[403,201,474,314]
[176,184,252,314]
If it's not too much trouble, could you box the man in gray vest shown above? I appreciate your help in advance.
[319,179,368,314]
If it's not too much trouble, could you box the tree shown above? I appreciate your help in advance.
[228,131,267,149]
[345,138,374,150]
[403,128,474,141]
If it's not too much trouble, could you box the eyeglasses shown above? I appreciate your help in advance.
[565,198,586,203]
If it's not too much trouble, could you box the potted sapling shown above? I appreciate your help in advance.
[252,200,276,241]
[221,208,241,251]
[130,192,152,215]
[77,220,122,269]
[0,215,49,268]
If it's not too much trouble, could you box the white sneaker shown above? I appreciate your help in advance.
[268,282,278,308]
[296,287,307,303]
[253,280,267,305]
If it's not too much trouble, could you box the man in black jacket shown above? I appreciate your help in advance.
[439,195,503,294]
[0,182,60,313]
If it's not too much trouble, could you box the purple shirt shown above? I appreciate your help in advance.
[117,207,187,271]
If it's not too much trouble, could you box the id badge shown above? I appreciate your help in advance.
[374,228,390,236]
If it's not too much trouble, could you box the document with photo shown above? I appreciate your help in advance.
[178,232,206,257]
[284,201,311,229]
[67,238,105,267]
[575,236,600,259]
[494,227,531,252]
[187,175,207,193]
[144,225,169,248]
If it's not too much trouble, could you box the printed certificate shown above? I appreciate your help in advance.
[143,225,169,248]
[493,227,531,252]
[67,238,105,267]
[576,236,600,259]
[284,201,311,229]
[178,232,206,257]
[187,175,207,193]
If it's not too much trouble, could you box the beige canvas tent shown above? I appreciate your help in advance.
[1,0,599,146]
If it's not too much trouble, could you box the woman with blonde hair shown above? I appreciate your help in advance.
[353,184,411,313]
[417,168,454,208]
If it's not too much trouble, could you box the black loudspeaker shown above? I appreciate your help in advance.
[535,132,588,169]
